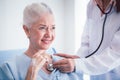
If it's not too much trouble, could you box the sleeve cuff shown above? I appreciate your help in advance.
[74,58,85,74]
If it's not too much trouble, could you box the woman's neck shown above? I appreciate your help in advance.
[25,46,46,58]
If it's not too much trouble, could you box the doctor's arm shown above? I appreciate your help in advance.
[53,20,90,73]
[75,29,120,75]
[54,29,120,75]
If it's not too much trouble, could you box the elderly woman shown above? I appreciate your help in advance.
[0,2,81,80]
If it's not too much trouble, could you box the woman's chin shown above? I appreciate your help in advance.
[40,46,50,50]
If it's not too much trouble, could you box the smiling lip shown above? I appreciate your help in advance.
[42,40,52,44]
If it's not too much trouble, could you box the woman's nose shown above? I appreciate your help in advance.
[45,29,52,37]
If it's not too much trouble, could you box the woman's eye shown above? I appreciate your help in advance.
[39,26,46,30]
[52,26,55,30]
[38,25,55,31]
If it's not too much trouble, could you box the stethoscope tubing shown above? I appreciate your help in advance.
[85,1,114,58]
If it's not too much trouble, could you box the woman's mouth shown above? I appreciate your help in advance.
[41,39,52,44]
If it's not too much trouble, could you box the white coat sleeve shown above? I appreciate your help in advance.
[75,29,120,75]
[77,19,89,57]
[76,0,93,58]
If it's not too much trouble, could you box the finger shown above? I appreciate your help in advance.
[59,68,71,73]
[54,53,71,58]
[54,53,80,59]
[38,58,46,69]
[33,55,43,62]
[70,55,80,59]
[53,59,67,67]
[59,65,69,70]
[32,52,41,58]
[58,65,73,73]
[31,54,45,66]
[32,51,45,58]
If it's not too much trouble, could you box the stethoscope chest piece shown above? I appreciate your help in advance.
[47,63,54,72]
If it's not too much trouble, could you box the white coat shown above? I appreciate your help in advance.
[75,0,120,78]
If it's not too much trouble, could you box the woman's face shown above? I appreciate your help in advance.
[28,13,55,50]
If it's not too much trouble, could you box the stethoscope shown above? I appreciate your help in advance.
[85,1,114,58]
[47,1,115,72]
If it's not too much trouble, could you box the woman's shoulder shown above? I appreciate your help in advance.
[0,54,27,80]
[0,60,18,80]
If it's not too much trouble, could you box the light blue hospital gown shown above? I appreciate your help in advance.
[0,53,82,80]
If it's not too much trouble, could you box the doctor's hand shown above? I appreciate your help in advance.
[53,53,80,73]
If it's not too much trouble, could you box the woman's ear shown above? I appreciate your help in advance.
[23,25,30,38]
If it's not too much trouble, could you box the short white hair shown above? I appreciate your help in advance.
[23,3,53,28]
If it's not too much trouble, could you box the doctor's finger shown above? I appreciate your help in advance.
[53,59,67,67]
[59,65,74,73]
[54,53,80,59]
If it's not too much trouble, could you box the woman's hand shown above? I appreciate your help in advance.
[53,53,80,73]
[25,52,47,80]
